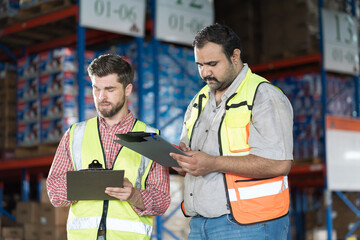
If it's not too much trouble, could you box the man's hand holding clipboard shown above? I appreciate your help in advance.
[170,142,190,176]
[170,142,219,177]
[114,132,188,167]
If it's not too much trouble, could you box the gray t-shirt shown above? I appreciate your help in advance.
[180,64,293,218]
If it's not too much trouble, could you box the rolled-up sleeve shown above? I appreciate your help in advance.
[133,163,171,216]
[46,130,75,207]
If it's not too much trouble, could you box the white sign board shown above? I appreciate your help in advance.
[322,9,359,75]
[326,115,360,191]
[80,0,146,37]
[155,0,214,46]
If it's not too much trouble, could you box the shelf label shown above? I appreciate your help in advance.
[155,0,214,46]
[322,9,359,75]
[80,0,146,37]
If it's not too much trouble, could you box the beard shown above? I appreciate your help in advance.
[95,95,125,118]
[203,64,237,92]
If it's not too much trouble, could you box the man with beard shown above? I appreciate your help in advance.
[47,54,170,240]
[170,24,294,239]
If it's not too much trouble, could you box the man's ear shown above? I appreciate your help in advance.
[125,83,133,97]
[232,49,241,63]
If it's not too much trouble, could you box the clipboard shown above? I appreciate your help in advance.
[114,132,186,167]
[66,169,124,201]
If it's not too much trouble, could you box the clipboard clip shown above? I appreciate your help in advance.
[88,160,103,169]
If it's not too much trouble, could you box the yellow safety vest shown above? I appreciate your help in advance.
[184,68,289,225]
[67,117,157,239]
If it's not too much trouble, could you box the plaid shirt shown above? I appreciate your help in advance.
[46,111,170,216]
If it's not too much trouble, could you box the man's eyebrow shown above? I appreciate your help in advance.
[196,60,218,65]
[92,85,116,90]
[104,86,116,90]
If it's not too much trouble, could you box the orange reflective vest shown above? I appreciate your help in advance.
[184,68,289,225]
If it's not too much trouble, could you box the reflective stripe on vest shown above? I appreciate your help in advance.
[185,68,289,224]
[224,152,250,157]
[135,125,156,189]
[71,121,86,170]
[228,176,289,201]
[67,216,152,236]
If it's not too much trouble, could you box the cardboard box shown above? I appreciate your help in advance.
[40,204,69,226]
[15,201,40,224]
[0,0,19,18]
[23,223,39,240]
[40,225,67,240]
[160,174,190,239]
[16,121,40,147]
[17,55,39,80]
[1,226,23,238]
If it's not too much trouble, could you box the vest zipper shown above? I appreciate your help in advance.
[98,200,109,239]
[189,94,206,147]
[218,113,225,156]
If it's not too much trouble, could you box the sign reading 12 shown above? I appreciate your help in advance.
[176,0,203,9]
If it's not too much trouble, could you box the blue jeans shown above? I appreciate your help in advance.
[188,214,289,240]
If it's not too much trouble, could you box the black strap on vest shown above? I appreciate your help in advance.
[225,93,252,111]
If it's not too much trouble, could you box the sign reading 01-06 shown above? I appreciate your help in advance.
[80,0,146,37]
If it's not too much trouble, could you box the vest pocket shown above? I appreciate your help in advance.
[224,112,251,153]
[234,178,286,213]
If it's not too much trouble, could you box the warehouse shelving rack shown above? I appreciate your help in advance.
[1,1,358,240]
[320,0,360,240]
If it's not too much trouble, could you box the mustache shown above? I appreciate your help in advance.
[203,76,219,82]
[98,101,111,105]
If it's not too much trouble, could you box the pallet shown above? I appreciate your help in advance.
[18,0,73,20]
[15,143,59,158]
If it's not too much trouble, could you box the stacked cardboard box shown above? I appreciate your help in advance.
[271,73,323,162]
[0,0,19,19]
[214,0,262,65]
[271,71,356,162]
[157,174,190,239]
[39,204,68,240]
[16,55,40,147]
[5,201,69,240]
[157,44,203,144]
[260,0,319,62]
[1,226,24,240]
[82,50,97,120]
[16,47,78,151]
[38,48,78,144]
[0,63,17,158]
[15,201,40,240]
[326,74,355,117]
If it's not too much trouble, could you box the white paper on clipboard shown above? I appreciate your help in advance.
[114,132,186,167]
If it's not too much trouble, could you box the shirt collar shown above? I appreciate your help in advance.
[208,63,249,102]
[98,110,134,129]
[222,63,249,101]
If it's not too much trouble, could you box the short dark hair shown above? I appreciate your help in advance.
[193,23,242,61]
[87,54,134,87]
